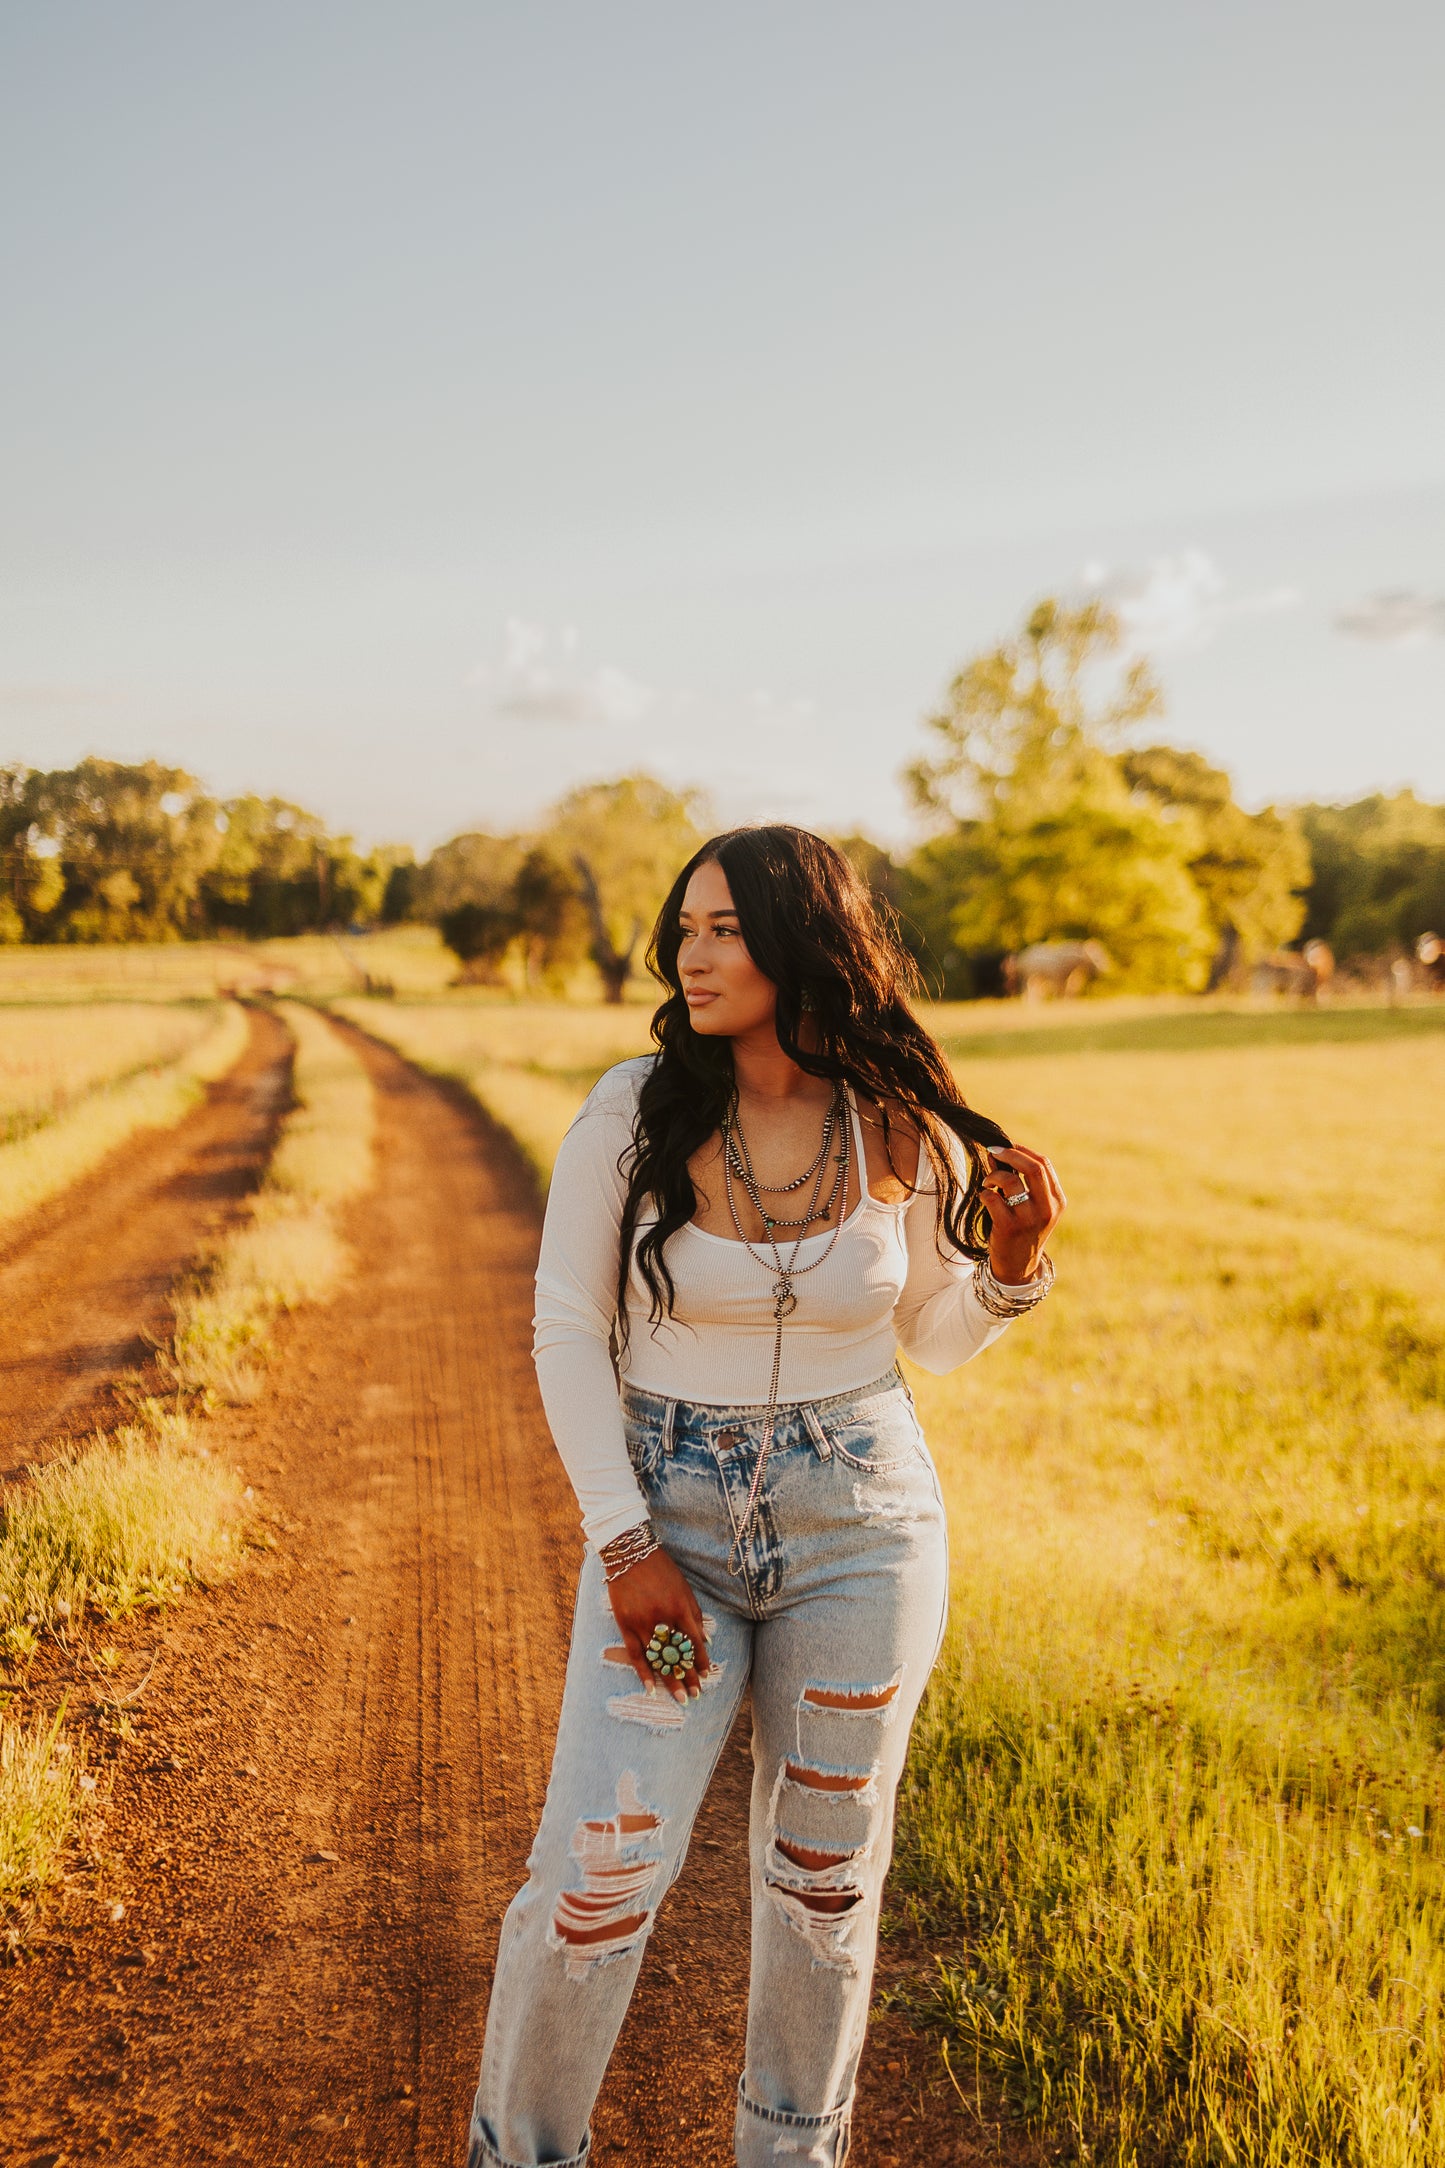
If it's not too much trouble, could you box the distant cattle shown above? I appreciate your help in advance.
[1006,940,1113,1000]
[1419,933,1445,991]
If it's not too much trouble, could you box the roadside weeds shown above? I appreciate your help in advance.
[167,1002,374,1398]
[0,1002,374,1938]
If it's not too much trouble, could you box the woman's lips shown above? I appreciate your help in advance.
[684,987,718,1004]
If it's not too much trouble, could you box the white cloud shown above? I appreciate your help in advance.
[469,618,655,725]
[1082,549,1300,651]
[1334,590,1445,644]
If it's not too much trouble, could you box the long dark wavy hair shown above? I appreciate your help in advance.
[616,825,1012,1342]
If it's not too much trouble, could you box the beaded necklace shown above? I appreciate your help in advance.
[719,1081,851,1570]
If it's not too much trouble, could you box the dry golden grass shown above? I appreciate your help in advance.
[367,990,1445,2165]
[0,1002,374,1922]
[0,943,282,1002]
[0,1405,245,1660]
[167,1003,374,1399]
[0,1398,248,1920]
[253,926,461,999]
[0,1705,79,1920]
[0,1003,216,1142]
[332,996,653,1185]
[0,1001,249,1234]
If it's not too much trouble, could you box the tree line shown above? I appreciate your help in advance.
[0,762,411,945]
[5,598,1442,995]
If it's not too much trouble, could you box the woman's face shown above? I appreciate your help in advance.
[676,858,777,1038]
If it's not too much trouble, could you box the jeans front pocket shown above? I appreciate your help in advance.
[821,1392,924,1474]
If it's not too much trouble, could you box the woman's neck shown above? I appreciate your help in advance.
[729,1019,832,1107]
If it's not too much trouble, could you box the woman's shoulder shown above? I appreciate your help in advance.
[576,1054,657,1121]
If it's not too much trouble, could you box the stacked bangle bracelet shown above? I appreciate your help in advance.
[598,1518,661,1583]
[974,1252,1056,1322]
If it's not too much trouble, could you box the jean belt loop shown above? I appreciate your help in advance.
[662,1396,678,1458]
[801,1402,832,1461]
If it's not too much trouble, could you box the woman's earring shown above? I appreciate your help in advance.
[800,986,817,1013]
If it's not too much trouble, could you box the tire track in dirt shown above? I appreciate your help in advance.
[0,1006,291,1481]
[0,1024,1028,2167]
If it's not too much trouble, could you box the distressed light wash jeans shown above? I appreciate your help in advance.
[468,1366,949,2168]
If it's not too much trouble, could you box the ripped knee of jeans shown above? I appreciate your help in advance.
[764,1761,879,1967]
[799,1675,901,1716]
[548,1771,664,1978]
[764,1814,873,1967]
[771,1835,865,1915]
[760,1673,906,1967]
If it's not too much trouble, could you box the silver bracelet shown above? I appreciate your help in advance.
[975,1251,1056,1321]
[599,1518,661,1583]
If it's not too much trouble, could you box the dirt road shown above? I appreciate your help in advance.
[0,1006,291,1482]
[0,1026,1025,2167]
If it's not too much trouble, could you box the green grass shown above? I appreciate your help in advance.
[358,991,1445,2166]
[936,1000,1445,1063]
[893,1035,1445,2165]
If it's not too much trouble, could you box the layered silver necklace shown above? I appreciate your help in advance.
[719,1080,851,1569]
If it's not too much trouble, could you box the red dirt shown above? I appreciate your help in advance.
[0,1024,1045,2167]
[0,1006,292,1482]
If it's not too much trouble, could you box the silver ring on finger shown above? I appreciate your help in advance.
[1004,1186,1030,1207]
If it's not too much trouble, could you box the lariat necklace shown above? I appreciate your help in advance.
[719,1081,851,1571]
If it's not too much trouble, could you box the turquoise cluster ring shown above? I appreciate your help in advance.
[645,1624,694,1679]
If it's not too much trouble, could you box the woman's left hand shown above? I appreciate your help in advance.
[981,1145,1065,1285]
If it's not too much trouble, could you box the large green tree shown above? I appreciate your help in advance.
[905,601,1215,990]
[1120,746,1309,982]
[542,775,705,1002]
[13,759,225,942]
[908,597,1163,828]
[1298,793,1445,957]
[410,831,527,923]
[0,763,400,942]
[200,795,393,936]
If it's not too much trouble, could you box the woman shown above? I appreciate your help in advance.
[469,826,1063,2168]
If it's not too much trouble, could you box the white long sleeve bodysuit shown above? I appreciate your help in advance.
[533,1058,1014,1546]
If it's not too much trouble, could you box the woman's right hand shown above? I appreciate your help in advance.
[606,1547,710,1703]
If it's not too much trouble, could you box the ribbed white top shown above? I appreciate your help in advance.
[533,1058,1014,1546]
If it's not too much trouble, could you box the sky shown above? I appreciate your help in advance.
[2,1,1443,850]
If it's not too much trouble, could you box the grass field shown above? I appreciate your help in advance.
[0,926,461,1005]
[0,1000,249,1234]
[340,988,1445,2166]
[5,940,1443,2156]
[331,994,655,1184]
[0,943,266,1002]
[0,1004,218,1146]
